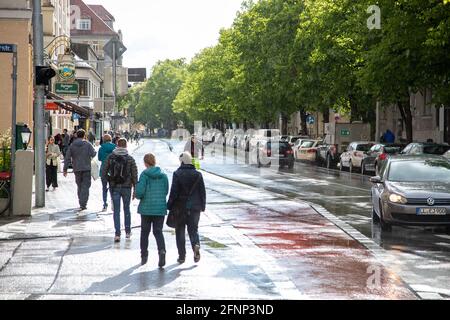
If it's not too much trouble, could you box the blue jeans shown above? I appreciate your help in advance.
[111,187,132,236]
[175,211,200,258]
[101,177,109,207]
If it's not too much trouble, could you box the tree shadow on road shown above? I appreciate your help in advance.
[84,263,197,294]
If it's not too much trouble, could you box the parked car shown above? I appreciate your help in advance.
[296,140,323,162]
[370,155,450,231]
[293,138,312,159]
[339,141,376,173]
[361,143,406,175]
[257,140,295,169]
[400,142,450,156]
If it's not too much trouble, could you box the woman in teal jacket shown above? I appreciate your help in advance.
[98,134,116,211]
[135,153,169,267]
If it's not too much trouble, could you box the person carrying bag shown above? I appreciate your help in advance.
[167,152,206,264]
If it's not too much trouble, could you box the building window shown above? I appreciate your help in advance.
[77,79,89,97]
[77,19,91,30]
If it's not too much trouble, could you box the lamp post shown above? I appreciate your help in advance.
[21,125,32,150]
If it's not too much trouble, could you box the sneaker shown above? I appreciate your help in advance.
[194,245,201,263]
[114,235,120,243]
[141,256,148,266]
[177,256,185,264]
[102,204,107,212]
[126,232,131,239]
[158,250,166,268]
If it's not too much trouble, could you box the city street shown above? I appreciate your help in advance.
[0,138,436,300]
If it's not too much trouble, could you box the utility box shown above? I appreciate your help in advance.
[12,150,33,216]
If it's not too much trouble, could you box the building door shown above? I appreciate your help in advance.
[445,108,450,144]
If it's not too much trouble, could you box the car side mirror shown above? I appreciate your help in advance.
[370,176,383,184]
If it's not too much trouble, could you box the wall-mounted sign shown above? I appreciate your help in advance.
[340,129,351,136]
[45,102,58,111]
[55,82,79,95]
[57,53,76,82]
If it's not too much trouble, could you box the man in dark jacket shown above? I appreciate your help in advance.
[63,129,97,213]
[102,138,138,242]
[167,151,206,264]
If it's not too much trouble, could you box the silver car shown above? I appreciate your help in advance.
[370,155,450,231]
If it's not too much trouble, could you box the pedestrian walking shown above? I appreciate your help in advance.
[63,129,97,213]
[88,130,96,145]
[46,136,61,191]
[102,138,138,242]
[54,133,63,152]
[62,128,70,157]
[135,153,169,267]
[167,151,206,264]
[98,134,116,211]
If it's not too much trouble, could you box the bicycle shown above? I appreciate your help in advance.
[0,171,11,215]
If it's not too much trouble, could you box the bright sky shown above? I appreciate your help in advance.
[88,0,244,72]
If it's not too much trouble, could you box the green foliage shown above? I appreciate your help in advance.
[134,59,188,131]
[0,129,11,172]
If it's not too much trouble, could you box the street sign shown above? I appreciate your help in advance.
[0,43,15,53]
[103,38,127,60]
[55,82,79,95]
[306,115,315,125]
[340,129,351,136]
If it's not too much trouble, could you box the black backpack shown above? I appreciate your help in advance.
[108,154,129,184]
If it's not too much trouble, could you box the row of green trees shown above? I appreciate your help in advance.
[132,0,449,141]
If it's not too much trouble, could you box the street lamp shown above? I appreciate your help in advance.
[21,125,31,150]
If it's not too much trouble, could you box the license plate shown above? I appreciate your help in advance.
[416,208,447,215]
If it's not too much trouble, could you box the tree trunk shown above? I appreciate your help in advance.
[281,114,288,135]
[299,110,308,135]
[397,99,413,143]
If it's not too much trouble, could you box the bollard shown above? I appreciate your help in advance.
[12,150,34,216]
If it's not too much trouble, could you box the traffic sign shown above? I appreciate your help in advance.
[0,43,15,53]
[340,129,351,136]
[306,115,315,125]
[103,38,127,60]
[55,82,79,95]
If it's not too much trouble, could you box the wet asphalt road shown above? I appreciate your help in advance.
[169,139,450,299]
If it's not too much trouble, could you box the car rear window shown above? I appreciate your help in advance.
[301,141,315,148]
[423,145,450,155]
[388,160,450,182]
[356,144,374,151]
[384,146,403,154]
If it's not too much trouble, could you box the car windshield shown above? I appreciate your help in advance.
[356,144,374,151]
[423,145,450,155]
[388,160,450,182]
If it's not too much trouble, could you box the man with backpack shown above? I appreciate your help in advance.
[102,138,138,242]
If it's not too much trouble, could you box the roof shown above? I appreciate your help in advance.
[88,4,115,22]
[70,0,117,36]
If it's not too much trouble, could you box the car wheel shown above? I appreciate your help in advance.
[379,202,392,232]
[372,208,380,223]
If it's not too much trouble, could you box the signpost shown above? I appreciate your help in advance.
[104,37,127,131]
[1,43,17,216]
[306,115,315,125]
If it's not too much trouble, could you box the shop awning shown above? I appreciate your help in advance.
[46,91,91,118]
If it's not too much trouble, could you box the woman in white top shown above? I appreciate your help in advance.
[46,136,61,191]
